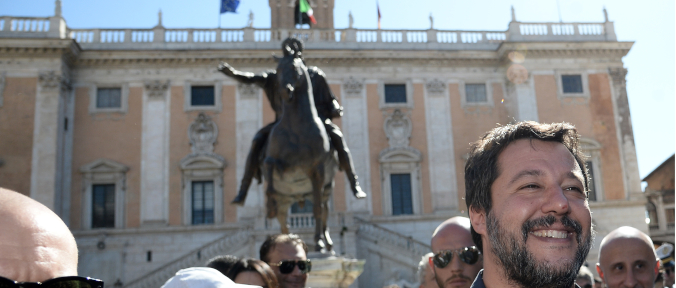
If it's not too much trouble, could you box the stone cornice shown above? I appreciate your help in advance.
[497,41,633,60]
[0,38,81,64]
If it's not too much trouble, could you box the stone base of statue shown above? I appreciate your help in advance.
[306,252,365,288]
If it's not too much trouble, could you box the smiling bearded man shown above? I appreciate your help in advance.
[464,121,594,288]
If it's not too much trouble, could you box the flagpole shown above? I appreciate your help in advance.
[298,0,302,30]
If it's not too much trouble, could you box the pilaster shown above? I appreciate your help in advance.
[31,71,70,210]
[609,68,642,199]
[140,80,171,226]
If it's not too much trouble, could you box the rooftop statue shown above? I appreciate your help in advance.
[218,38,366,252]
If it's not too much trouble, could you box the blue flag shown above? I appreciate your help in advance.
[221,0,240,14]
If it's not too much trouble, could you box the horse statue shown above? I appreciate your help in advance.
[264,46,337,252]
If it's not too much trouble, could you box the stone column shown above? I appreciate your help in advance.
[341,78,372,213]
[235,83,264,221]
[504,71,539,122]
[609,68,642,198]
[140,80,170,226]
[31,71,70,210]
[423,79,458,212]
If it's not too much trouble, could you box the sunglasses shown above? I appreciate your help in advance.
[0,276,104,288]
[431,246,481,268]
[269,259,312,274]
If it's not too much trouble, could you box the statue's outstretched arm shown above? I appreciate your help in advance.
[218,62,267,86]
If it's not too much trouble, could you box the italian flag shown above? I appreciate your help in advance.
[299,0,317,25]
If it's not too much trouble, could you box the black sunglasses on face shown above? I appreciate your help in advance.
[0,276,103,288]
[269,259,312,274]
[432,246,481,268]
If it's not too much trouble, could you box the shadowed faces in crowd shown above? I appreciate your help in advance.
[431,217,482,288]
[0,188,86,285]
[597,226,659,288]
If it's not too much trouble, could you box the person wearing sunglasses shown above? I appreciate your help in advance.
[0,188,104,288]
[260,234,310,288]
[430,217,483,288]
[596,226,659,288]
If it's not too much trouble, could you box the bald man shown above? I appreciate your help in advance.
[430,217,483,288]
[0,188,96,286]
[596,226,659,288]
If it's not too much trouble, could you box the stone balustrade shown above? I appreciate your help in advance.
[0,15,618,50]
[287,212,316,229]
[355,217,431,256]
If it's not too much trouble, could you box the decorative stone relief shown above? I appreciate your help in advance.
[38,71,71,91]
[425,79,446,95]
[189,113,218,154]
[383,109,411,148]
[144,80,169,98]
[609,67,628,88]
[343,77,364,96]
[238,83,259,99]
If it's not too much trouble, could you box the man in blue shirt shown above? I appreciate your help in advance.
[464,121,594,288]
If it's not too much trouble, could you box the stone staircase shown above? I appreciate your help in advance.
[354,217,432,288]
[124,228,252,288]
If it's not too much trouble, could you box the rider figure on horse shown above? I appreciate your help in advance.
[218,37,367,208]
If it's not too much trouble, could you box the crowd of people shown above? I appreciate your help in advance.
[0,121,673,288]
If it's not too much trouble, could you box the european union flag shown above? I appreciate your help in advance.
[220,0,240,14]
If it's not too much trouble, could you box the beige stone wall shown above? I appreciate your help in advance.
[168,84,240,225]
[588,73,625,200]
[70,86,143,229]
[0,77,37,196]
[449,82,510,211]
[645,157,675,191]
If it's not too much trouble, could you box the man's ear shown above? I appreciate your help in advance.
[596,264,604,281]
[469,205,487,236]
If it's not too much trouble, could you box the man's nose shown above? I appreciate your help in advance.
[622,268,638,288]
[291,264,303,275]
[448,254,464,274]
[541,186,570,215]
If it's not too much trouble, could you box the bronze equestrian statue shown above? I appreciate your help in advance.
[218,38,366,251]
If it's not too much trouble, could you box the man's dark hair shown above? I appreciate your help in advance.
[259,233,309,263]
[205,255,240,275]
[464,121,589,252]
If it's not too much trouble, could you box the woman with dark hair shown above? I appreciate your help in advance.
[226,258,279,288]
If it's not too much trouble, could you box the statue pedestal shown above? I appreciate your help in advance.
[307,252,365,288]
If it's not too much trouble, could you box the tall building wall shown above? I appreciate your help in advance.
[0,77,37,195]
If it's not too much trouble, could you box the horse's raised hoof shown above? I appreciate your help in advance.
[315,239,326,252]
[352,184,367,199]
[231,194,246,206]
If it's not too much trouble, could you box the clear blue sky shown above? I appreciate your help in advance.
[1,0,674,180]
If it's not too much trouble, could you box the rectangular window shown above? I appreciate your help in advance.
[96,88,122,108]
[465,84,487,103]
[291,200,313,214]
[92,184,115,228]
[192,181,214,225]
[585,161,597,201]
[561,75,583,93]
[391,173,413,215]
[191,86,215,106]
[384,84,407,103]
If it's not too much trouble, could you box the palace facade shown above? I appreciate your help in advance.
[0,1,648,287]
